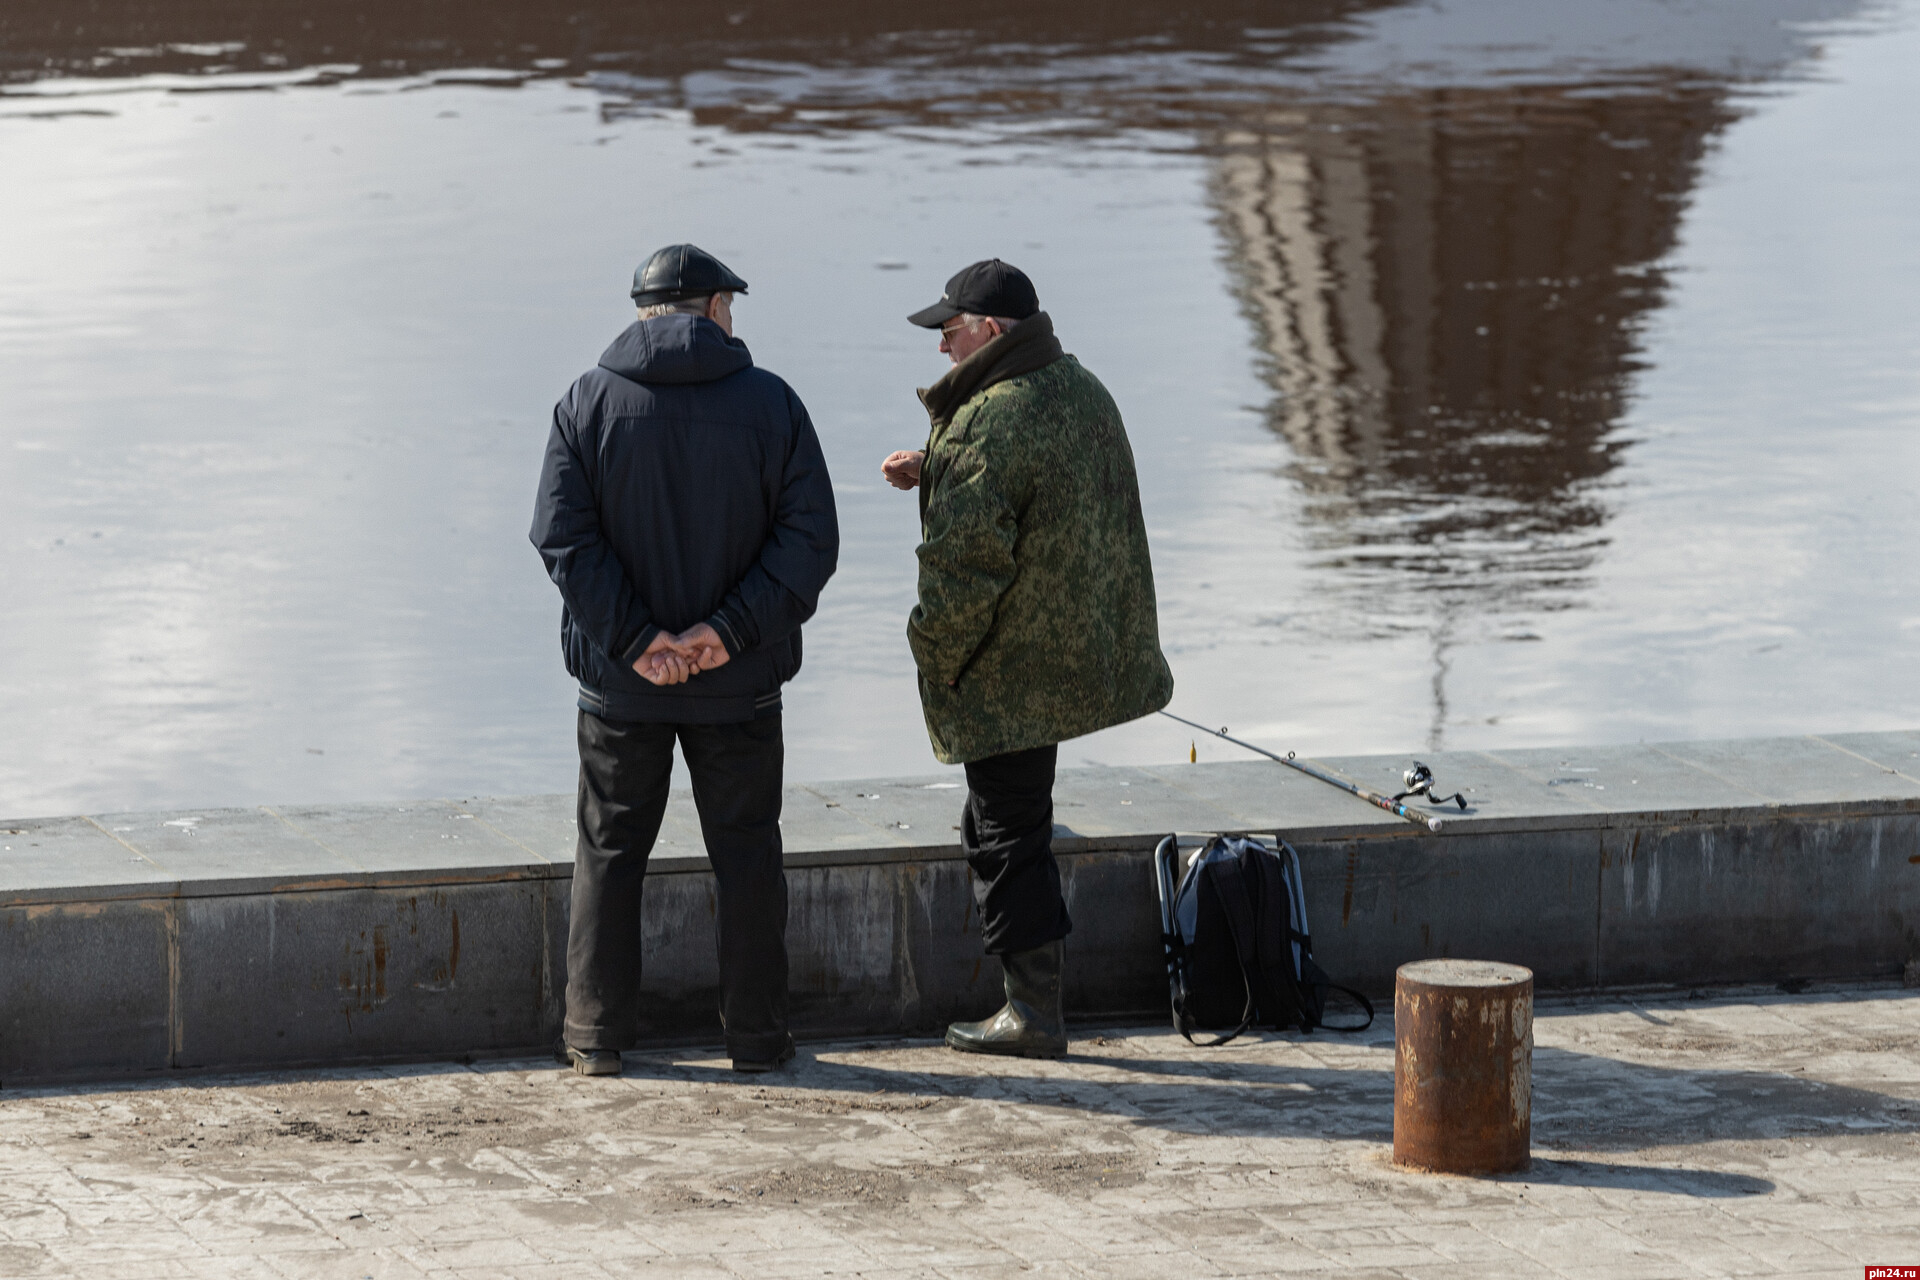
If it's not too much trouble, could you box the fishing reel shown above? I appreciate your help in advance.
[1394,762,1467,810]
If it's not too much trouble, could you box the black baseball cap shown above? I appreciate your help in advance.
[907,259,1039,328]
[631,243,749,306]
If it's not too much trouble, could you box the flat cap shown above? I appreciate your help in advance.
[631,243,749,306]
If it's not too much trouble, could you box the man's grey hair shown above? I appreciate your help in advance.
[636,293,718,320]
[957,313,1024,334]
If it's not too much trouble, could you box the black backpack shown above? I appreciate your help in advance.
[1154,834,1374,1045]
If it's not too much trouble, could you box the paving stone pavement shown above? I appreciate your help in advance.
[3,986,1919,1279]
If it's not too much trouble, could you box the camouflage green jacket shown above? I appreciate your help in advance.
[909,313,1174,764]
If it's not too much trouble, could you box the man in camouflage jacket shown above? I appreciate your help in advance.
[883,259,1173,1057]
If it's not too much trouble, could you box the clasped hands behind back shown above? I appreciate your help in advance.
[632,623,731,686]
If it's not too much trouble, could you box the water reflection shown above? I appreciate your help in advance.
[0,1,1378,89]
[1,0,1907,811]
[4,0,1818,602]
[1211,84,1738,739]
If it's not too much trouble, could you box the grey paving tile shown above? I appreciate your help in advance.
[932,1263,1090,1280]
[6,989,1920,1279]
[400,1236,550,1268]
[476,1265,617,1280]
[599,1260,735,1279]
[0,1243,51,1276]
[1396,1267,1546,1280]
[600,1260,736,1279]
[260,1251,431,1280]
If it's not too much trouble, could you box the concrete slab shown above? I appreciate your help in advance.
[0,898,173,1078]
[0,816,173,904]
[91,806,363,896]
[1812,729,1920,784]
[1296,826,1603,990]
[1074,760,1371,838]
[1058,848,1168,1013]
[1596,812,1920,986]
[172,880,559,1069]
[1653,734,1920,809]
[456,793,572,863]
[264,801,549,880]
[1480,741,1764,821]
[1039,766,1177,841]
[783,782,941,861]
[796,776,964,855]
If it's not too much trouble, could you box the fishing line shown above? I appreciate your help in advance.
[1157,709,1454,833]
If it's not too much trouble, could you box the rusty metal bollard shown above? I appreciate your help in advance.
[1393,959,1533,1174]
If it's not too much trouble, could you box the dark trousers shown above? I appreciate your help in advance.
[962,743,1073,955]
[566,709,789,1061]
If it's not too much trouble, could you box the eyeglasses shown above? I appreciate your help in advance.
[939,316,983,340]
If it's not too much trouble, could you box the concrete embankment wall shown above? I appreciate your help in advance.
[4,731,1918,1083]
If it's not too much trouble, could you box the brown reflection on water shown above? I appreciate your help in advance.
[4,3,1768,580]
[1211,84,1737,742]
[3,0,1873,782]
[0,0,1372,87]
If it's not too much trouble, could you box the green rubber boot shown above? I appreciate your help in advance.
[945,940,1068,1058]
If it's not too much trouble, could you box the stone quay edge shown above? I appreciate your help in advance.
[4,730,1918,1083]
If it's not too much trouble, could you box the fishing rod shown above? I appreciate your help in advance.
[1157,709,1454,834]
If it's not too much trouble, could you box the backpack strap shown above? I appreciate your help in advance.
[1185,851,1261,1047]
[1245,850,1312,1032]
[1157,837,1200,1041]
[1227,843,1311,1033]
[1321,983,1375,1032]
[1163,931,1200,1043]
[1299,954,1376,1032]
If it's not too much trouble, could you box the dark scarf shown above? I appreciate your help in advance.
[917,311,1064,428]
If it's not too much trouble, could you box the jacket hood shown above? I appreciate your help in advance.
[599,314,754,385]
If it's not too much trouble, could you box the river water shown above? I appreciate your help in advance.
[3,0,1917,816]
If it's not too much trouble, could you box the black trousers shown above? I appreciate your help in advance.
[566,709,789,1061]
[963,743,1073,955]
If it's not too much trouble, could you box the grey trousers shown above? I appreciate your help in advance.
[564,709,789,1061]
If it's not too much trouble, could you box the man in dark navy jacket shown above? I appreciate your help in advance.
[531,244,838,1076]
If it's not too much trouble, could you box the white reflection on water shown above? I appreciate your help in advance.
[0,1,1916,816]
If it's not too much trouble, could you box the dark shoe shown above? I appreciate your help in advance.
[565,1045,621,1077]
[946,940,1068,1058]
[731,1036,797,1074]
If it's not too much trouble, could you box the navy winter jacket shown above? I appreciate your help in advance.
[530,314,839,723]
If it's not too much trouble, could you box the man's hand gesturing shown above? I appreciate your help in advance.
[881,450,924,490]
[633,631,694,686]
